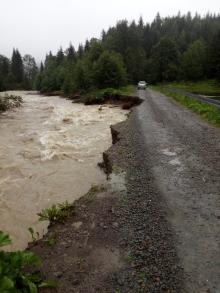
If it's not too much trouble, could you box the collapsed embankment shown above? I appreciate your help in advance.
[28,95,184,292]
[41,91,142,110]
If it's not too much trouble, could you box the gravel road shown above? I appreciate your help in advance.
[136,88,220,292]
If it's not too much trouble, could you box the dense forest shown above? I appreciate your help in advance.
[0,49,38,91]
[1,13,220,93]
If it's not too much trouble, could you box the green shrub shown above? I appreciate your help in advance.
[38,201,75,223]
[0,231,55,292]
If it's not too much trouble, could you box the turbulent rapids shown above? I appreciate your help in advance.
[0,91,128,250]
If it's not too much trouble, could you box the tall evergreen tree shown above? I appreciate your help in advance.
[11,49,24,84]
[67,44,76,62]
[56,47,64,65]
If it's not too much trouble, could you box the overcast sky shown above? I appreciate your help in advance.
[0,0,219,62]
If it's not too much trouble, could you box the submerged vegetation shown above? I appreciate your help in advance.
[0,94,23,112]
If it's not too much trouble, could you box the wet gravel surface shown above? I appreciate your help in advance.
[133,89,220,292]
[105,106,184,292]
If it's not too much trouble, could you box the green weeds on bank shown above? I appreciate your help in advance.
[85,85,135,104]
[0,231,55,292]
[154,85,220,126]
[38,201,75,223]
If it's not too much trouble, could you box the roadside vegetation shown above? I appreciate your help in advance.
[165,80,220,96]
[0,231,55,292]
[153,85,220,126]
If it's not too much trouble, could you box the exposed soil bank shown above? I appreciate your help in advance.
[29,103,183,292]
[41,91,142,110]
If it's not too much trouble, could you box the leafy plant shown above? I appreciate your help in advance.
[28,227,40,243]
[0,231,56,292]
[38,201,75,223]
[0,232,11,247]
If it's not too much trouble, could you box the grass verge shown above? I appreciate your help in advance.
[153,85,220,126]
[87,85,135,98]
[166,80,220,96]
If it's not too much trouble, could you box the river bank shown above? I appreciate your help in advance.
[41,86,142,110]
[29,96,183,292]
[0,91,128,250]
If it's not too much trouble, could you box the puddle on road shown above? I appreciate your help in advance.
[0,91,128,250]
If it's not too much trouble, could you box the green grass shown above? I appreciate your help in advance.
[153,85,220,126]
[166,80,220,96]
[86,85,135,99]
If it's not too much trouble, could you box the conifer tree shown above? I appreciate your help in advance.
[11,49,24,84]
[67,44,76,62]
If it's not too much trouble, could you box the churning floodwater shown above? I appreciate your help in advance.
[0,92,128,250]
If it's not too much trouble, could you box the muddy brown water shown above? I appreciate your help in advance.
[0,91,128,250]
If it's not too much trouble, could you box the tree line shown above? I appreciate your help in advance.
[0,49,38,91]
[36,12,220,93]
[1,12,220,93]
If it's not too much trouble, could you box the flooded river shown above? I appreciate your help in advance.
[0,92,127,250]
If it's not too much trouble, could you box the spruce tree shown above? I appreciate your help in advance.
[11,49,24,85]
[56,47,64,65]
[67,44,76,62]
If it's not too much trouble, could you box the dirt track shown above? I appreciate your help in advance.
[137,89,220,292]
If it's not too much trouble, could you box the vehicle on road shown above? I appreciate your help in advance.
[137,81,147,90]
